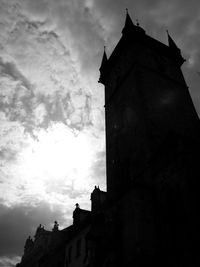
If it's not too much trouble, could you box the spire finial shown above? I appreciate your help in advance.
[136,19,140,26]
[99,46,108,83]
[99,47,107,71]
[122,8,135,34]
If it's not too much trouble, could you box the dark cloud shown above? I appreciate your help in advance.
[32,89,93,131]
[0,57,32,90]
[0,202,68,257]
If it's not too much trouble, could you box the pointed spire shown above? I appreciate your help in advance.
[166,30,180,52]
[167,30,185,65]
[99,46,107,71]
[99,46,108,84]
[122,9,135,34]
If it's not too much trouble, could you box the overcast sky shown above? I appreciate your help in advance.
[0,0,200,266]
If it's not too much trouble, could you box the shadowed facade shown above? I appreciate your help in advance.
[98,11,200,267]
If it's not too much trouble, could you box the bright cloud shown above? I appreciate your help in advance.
[0,122,105,206]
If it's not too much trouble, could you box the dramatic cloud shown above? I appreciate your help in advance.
[0,0,200,265]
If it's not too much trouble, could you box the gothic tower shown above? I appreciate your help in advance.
[99,12,200,200]
[99,12,200,267]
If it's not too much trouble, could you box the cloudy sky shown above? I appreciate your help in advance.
[0,0,200,266]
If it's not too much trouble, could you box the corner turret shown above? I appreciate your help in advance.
[99,47,108,84]
[167,30,185,65]
[122,9,135,34]
[122,10,145,36]
[167,30,180,51]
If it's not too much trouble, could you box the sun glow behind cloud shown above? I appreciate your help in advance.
[0,122,102,208]
[21,123,94,189]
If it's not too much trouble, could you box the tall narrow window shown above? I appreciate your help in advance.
[76,239,81,257]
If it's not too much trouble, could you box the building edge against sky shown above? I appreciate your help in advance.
[16,11,200,267]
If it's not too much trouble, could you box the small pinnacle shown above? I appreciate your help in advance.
[126,8,128,14]
[136,19,139,26]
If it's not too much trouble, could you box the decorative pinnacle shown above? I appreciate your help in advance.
[136,19,140,26]
[126,8,128,14]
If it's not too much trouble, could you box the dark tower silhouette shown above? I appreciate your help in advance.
[99,11,200,200]
[99,11,200,267]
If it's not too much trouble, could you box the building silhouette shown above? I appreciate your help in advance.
[17,12,200,267]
